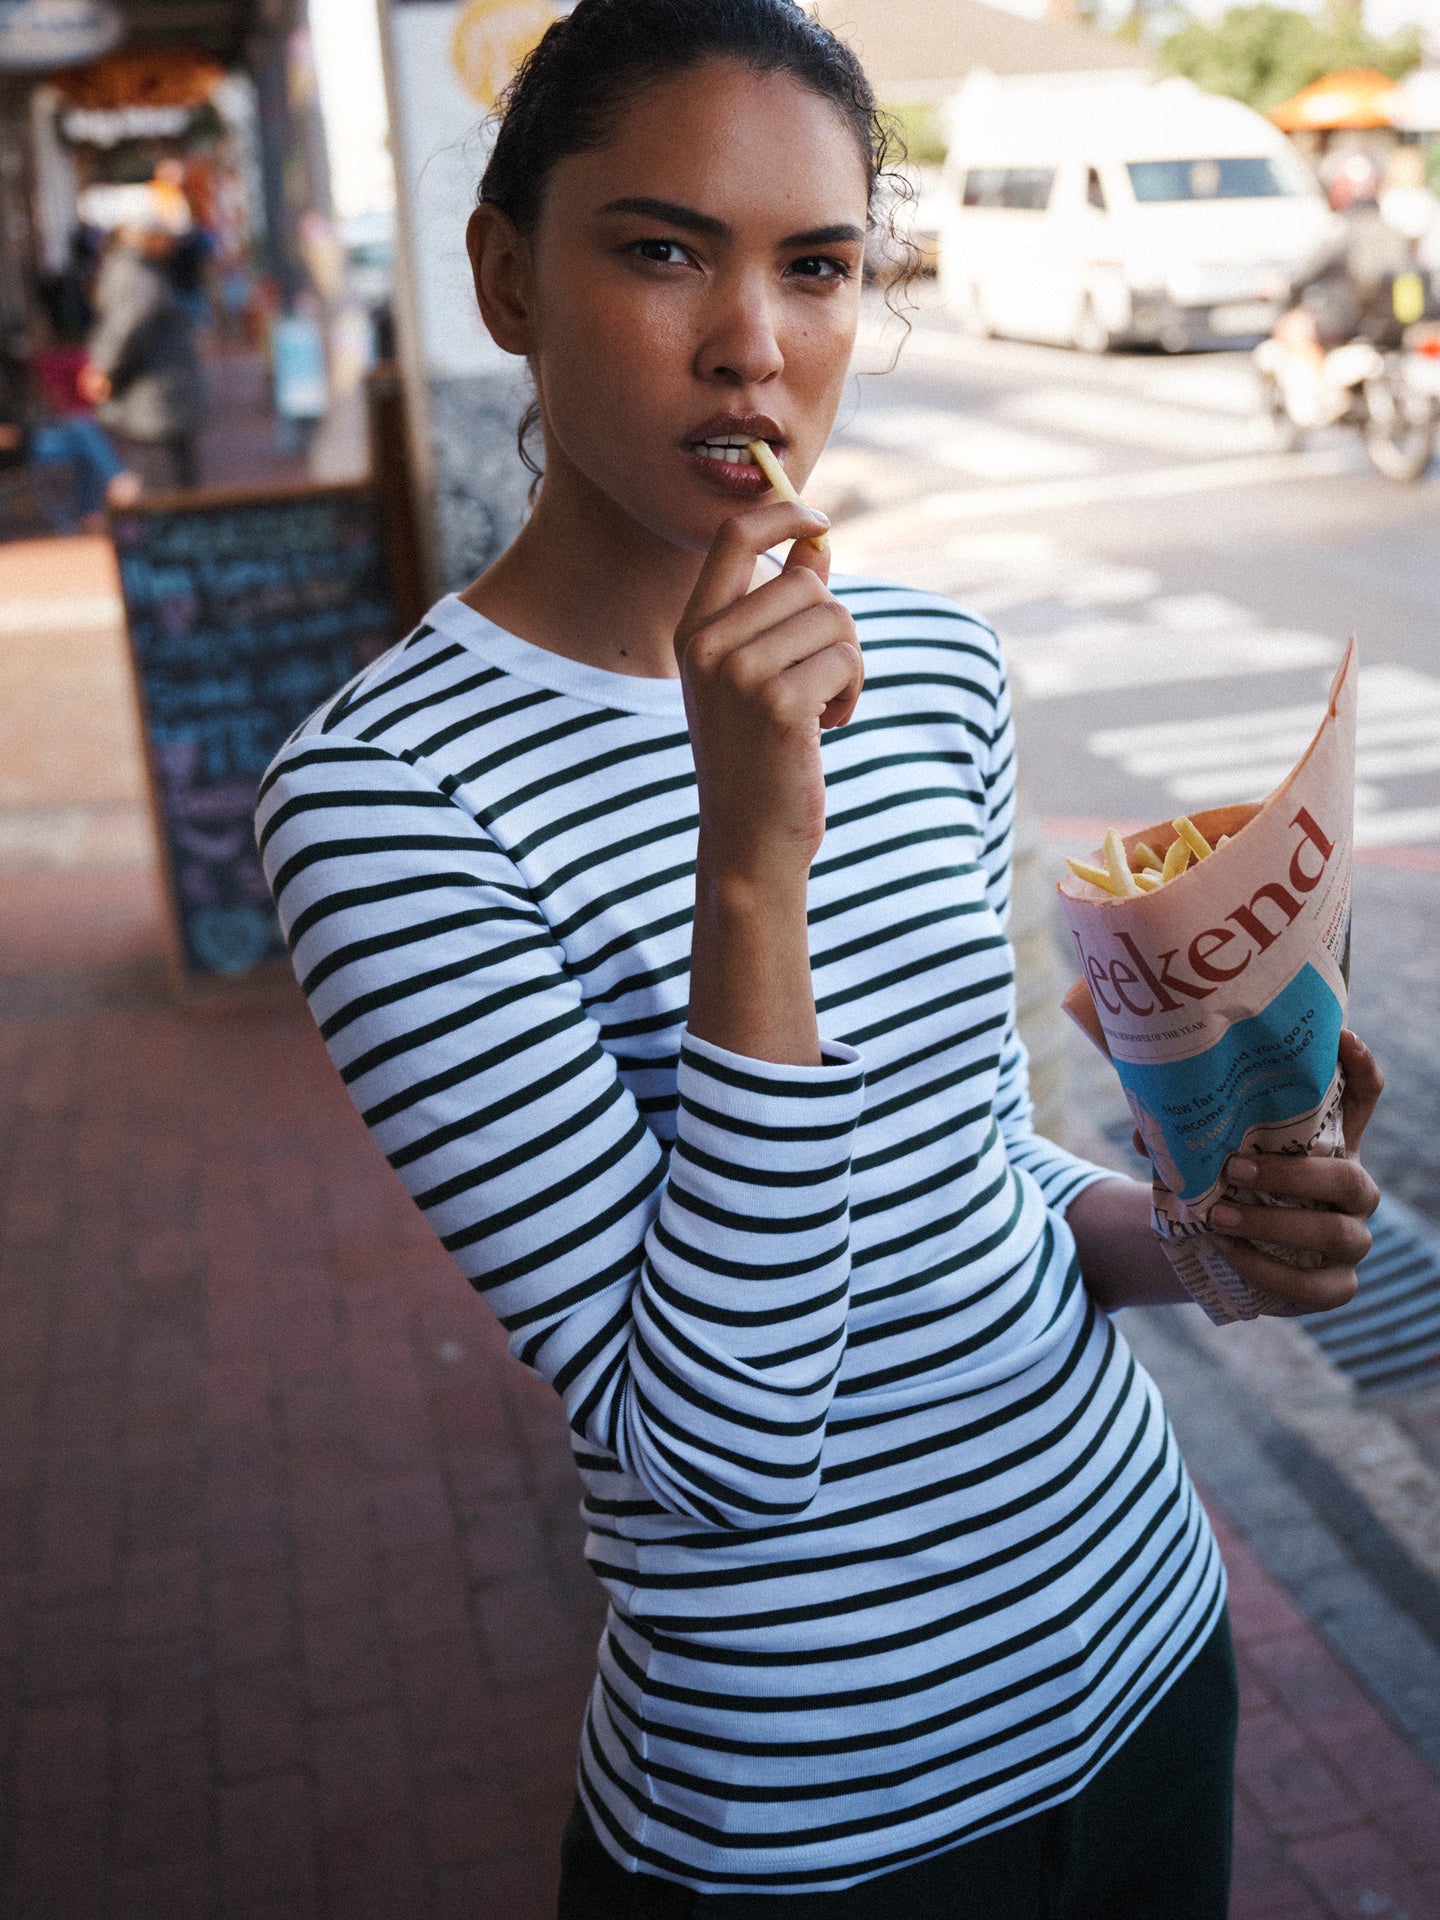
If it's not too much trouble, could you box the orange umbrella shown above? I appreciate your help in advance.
[1270,67,1404,132]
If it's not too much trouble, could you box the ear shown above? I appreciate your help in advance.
[466,204,534,357]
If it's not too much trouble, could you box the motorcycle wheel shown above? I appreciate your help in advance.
[1362,374,1437,482]
[1257,369,1304,453]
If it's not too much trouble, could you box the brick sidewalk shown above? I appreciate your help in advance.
[2,543,1439,1918]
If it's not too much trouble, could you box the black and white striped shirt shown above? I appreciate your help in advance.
[256,580,1223,1893]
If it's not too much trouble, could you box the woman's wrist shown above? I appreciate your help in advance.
[689,854,820,1067]
[1066,1175,1192,1311]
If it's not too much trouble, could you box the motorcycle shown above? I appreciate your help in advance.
[1255,319,1440,482]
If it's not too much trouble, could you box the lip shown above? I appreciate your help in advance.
[680,412,791,498]
[682,411,785,450]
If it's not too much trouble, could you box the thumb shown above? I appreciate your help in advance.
[1338,1030,1384,1156]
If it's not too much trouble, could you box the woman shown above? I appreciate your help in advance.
[257,3,1382,1912]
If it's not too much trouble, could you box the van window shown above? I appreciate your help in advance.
[1127,157,1299,202]
[962,167,1056,212]
[1086,167,1107,212]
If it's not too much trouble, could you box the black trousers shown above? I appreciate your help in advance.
[558,1609,1237,1920]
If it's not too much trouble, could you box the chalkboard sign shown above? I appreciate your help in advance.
[113,480,397,987]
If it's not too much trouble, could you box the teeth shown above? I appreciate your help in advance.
[695,440,758,464]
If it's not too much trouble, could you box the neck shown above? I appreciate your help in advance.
[459,446,704,680]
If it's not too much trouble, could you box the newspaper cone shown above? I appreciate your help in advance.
[1057,641,1357,1324]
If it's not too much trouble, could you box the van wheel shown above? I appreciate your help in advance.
[1072,297,1111,355]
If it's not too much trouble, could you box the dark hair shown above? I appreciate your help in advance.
[479,0,911,488]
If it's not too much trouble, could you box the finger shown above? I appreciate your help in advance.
[782,523,832,587]
[722,604,863,703]
[680,504,834,641]
[776,634,866,731]
[1212,1237,1359,1313]
[1339,1030,1384,1156]
[685,568,833,668]
[1209,1198,1373,1264]
[1225,1152,1379,1215]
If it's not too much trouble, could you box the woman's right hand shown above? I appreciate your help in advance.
[675,501,863,893]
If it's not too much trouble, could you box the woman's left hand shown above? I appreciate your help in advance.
[1209,1030,1384,1316]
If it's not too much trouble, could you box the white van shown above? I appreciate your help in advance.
[939,74,1336,351]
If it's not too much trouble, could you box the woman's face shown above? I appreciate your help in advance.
[511,59,870,553]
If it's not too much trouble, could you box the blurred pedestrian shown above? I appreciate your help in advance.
[79,201,205,493]
[258,3,1385,1914]
[1,335,139,533]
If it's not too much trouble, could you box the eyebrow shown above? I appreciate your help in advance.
[596,197,865,249]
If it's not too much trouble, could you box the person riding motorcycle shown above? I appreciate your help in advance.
[1281,153,1413,357]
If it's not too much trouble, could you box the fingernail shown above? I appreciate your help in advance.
[1212,1203,1243,1228]
[804,510,831,527]
[1229,1158,1259,1185]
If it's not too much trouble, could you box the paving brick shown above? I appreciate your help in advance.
[15,1694,109,1809]
[378,1542,471,1646]
[111,1857,217,1920]
[396,1634,491,1759]
[115,1635,209,1739]
[370,1470,454,1557]
[1234,1707,1366,1841]
[1230,1786,1318,1917]
[119,1544,204,1642]
[432,1852,553,1920]
[219,1773,318,1903]
[316,1817,423,1895]
[8,1802,109,1920]
[211,1568,296,1673]
[114,1732,210,1864]
[22,1594,115,1699]
[32,1492,117,1600]
[302,1607,393,1716]
[415,1754,525,1867]
[1290,1819,1434,1920]
[310,1705,411,1835]
[215,1664,307,1782]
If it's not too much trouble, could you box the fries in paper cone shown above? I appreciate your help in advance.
[1057,642,1358,1325]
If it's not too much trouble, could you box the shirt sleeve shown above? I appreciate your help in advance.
[257,738,865,1530]
[981,644,1120,1217]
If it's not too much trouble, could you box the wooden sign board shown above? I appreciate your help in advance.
[112,479,397,992]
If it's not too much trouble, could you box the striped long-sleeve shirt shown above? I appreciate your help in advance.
[256,580,1223,1894]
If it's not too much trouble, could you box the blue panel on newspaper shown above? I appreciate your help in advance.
[1111,963,1344,1200]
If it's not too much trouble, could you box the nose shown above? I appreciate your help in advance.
[695,268,784,388]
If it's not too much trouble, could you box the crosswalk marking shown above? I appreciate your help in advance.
[1002,384,1263,460]
[1011,625,1338,700]
[1085,665,1440,843]
[846,405,1102,481]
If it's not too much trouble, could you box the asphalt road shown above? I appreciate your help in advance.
[821,294,1440,1242]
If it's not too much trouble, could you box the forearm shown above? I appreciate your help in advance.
[1066,1174,1191,1311]
[687,853,821,1066]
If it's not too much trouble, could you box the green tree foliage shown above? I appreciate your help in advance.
[1159,2,1422,114]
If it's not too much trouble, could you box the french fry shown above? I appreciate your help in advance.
[1160,837,1191,883]
[1174,815,1213,862]
[1132,841,1163,873]
[1102,828,1142,898]
[1134,869,1164,892]
[748,439,830,552]
[1066,857,1125,895]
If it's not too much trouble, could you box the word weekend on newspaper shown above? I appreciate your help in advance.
[1057,643,1357,1324]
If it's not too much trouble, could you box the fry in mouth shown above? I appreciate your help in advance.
[748,439,829,552]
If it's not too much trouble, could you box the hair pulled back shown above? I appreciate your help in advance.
[478,0,910,486]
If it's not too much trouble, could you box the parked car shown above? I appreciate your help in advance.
[939,74,1337,352]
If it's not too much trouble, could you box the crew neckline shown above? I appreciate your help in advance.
[426,594,688,719]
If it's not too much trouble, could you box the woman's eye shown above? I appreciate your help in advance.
[629,239,690,267]
[787,255,850,282]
